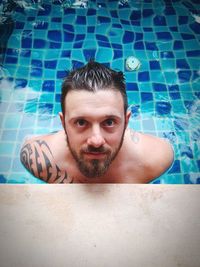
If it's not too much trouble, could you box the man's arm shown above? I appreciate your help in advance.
[20,138,70,183]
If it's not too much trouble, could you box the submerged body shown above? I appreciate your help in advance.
[20,90,174,183]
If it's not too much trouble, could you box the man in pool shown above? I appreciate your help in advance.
[20,61,174,183]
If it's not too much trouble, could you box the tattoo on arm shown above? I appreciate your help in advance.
[20,140,73,183]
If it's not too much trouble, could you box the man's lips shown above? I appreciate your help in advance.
[83,152,107,158]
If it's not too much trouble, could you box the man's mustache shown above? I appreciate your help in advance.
[83,146,108,153]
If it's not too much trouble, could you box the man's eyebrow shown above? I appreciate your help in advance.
[69,114,122,121]
[103,115,122,120]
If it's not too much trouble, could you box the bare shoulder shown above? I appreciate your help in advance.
[126,129,174,180]
[20,130,71,183]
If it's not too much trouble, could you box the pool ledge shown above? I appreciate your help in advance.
[0,184,200,267]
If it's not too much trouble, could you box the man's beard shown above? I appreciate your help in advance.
[66,128,126,179]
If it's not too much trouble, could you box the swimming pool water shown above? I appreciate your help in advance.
[0,0,199,184]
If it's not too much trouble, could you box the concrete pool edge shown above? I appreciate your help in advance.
[0,184,200,267]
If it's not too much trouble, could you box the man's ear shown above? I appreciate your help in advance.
[59,112,65,129]
[125,110,131,128]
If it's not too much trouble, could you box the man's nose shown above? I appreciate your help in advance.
[87,126,105,147]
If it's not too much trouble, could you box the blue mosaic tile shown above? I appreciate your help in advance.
[135,33,143,41]
[145,42,158,50]
[168,84,179,92]
[187,50,200,57]
[38,103,53,114]
[161,51,174,58]
[20,49,31,57]
[169,92,181,100]
[64,32,74,42]
[1,129,16,141]
[195,92,200,99]
[56,70,67,79]
[170,26,178,32]
[164,7,176,15]
[21,37,32,48]
[55,94,61,103]
[138,71,150,82]
[98,16,111,23]
[73,42,83,49]
[87,9,96,16]
[82,49,95,60]
[143,27,153,32]
[126,83,139,91]
[110,10,118,18]
[156,102,172,115]
[130,10,141,20]
[52,17,62,22]
[130,105,140,117]
[176,59,190,69]
[34,22,48,30]
[48,30,62,42]
[192,70,199,81]
[48,42,60,49]
[168,160,181,174]
[76,16,86,25]
[72,60,84,69]
[0,175,7,183]
[173,40,184,50]
[141,92,153,102]
[113,50,123,60]
[6,49,17,56]
[42,80,55,92]
[63,24,74,32]
[123,31,135,43]
[111,43,122,49]
[178,16,189,24]
[15,21,25,29]
[31,59,43,68]
[142,118,155,131]
[149,60,161,70]
[87,26,95,33]
[180,144,194,159]
[120,19,130,26]
[153,83,167,91]
[30,67,43,77]
[97,41,111,48]
[76,34,86,42]
[174,117,189,131]
[0,156,12,172]
[27,17,35,21]
[96,34,109,42]
[184,174,200,184]
[181,33,195,40]
[153,15,167,26]
[15,78,28,89]
[190,22,200,34]
[0,103,8,113]
[178,70,192,82]
[5,56,18,64]
[64,8,75,15]
[38,4,51,16]
[197,160,200,171]
[33,39,46,49]
[45,60,57,69]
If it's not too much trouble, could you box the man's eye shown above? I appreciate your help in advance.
[103,119,115,127]
[76,119,87,127]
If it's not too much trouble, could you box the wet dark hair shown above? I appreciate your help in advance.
[61,61,128,115]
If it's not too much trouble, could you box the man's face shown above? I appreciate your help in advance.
[60,89,130,178]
